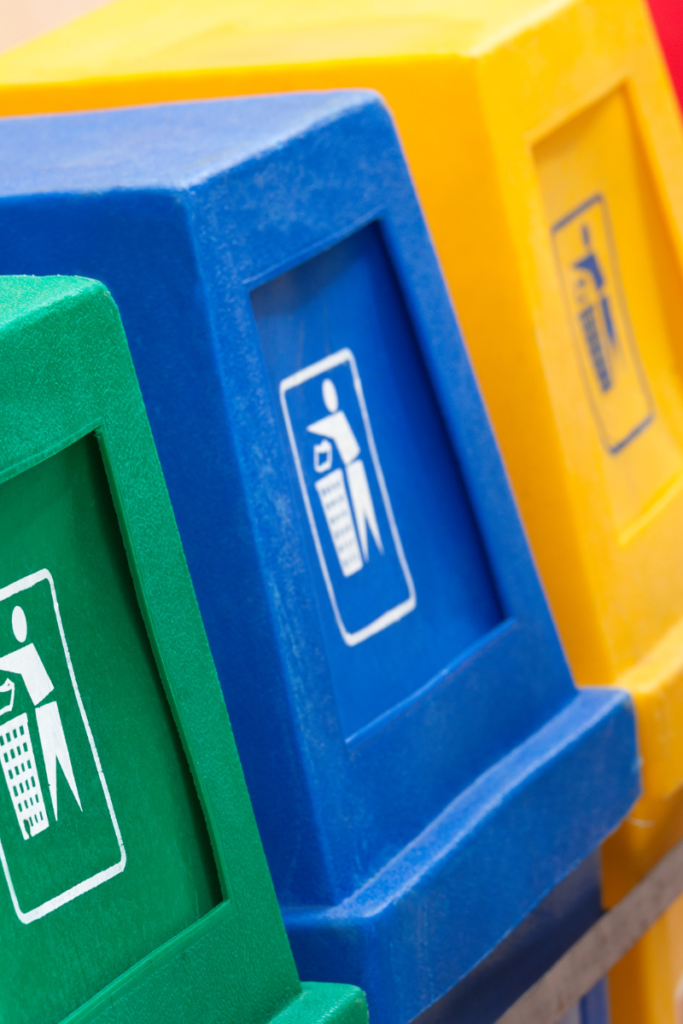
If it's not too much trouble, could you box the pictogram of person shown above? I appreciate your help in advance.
[307,378,383,572]
[573,223,619,393]
[0,605,81,823]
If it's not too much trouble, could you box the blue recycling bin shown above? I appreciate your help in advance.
[0,93,637,1024]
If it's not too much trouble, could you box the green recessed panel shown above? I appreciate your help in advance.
[0,434,221,1024]
[0,276,367,1024]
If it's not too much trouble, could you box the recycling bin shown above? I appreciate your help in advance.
[0,2,671,1020]
[0,91,639,1024]
[0,273,367,1024]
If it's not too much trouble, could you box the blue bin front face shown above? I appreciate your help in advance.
[0,93,638,1024]
[252,222,503,740]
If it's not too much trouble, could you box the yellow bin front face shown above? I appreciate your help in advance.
[3,1,683,1019]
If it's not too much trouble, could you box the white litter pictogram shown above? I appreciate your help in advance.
[0,713,48,840]
[0,569,125,924]
[0,603,81,838]
[280,348,416,646]
[308,376,384,578]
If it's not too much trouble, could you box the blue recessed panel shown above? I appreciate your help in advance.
[252,225,502,738]
[0,92,639,1024]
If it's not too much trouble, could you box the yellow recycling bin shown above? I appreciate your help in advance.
[2,0,683,1020]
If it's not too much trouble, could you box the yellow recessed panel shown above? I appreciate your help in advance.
[1,0,683,1019]
[535,88,683,544]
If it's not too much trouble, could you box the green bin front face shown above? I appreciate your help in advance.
[0,274,344,1024]
[0,433,221,1023]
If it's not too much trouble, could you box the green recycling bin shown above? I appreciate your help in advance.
[0,273,368,1024]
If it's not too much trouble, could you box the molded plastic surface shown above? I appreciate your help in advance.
[0,275,366,1024]
[379,849,609,1024]
[0,94,639,1024]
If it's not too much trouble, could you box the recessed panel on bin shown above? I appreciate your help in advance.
[536,86,683,542]
[0,434,219,1023]
[252,225,502,739]
[0,94,639,1024]
[0,275,366,1024]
